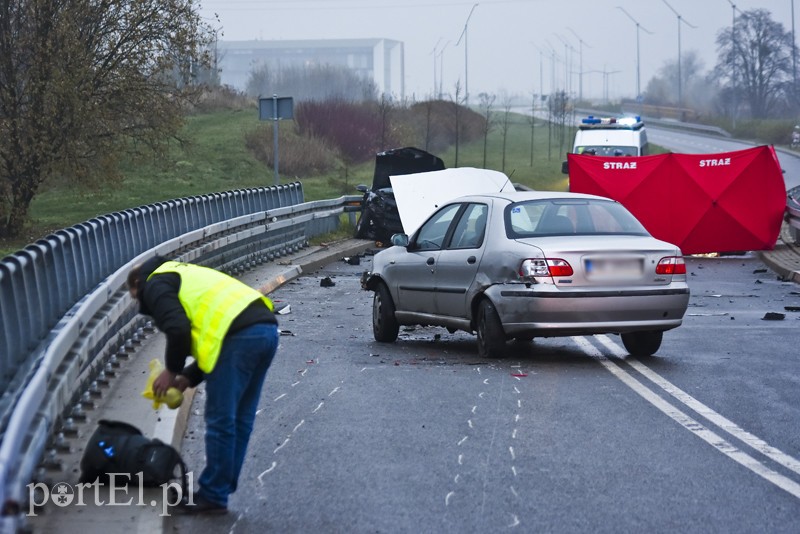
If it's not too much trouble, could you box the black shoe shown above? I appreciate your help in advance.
[176,493,228,515]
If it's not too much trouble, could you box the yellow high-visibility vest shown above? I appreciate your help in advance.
[148,261,274,373]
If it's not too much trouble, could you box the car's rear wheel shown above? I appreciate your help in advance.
[476,299,506,358]
[621,330,663,357]
[373,283,399,342]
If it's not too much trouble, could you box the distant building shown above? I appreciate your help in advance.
[215,38,405,100]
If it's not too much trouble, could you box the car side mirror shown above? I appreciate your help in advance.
[356,184,369,193]
[390,233,409,247]
[561,160,569,175]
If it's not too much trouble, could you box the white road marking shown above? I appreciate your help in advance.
[596,335,800,477]
[573,336,800,500]
[312,401,324,413]
[329,387,340,396]
[445,491,455,506]
[458,436,468,446]
[468,419,474,429]
[273,393,286,402]
[458,454,464,465]
[257,462,277,484]
[273,438,289,454]
[509,446,516,460]
[508,514,520,528]
[293,420,305,433]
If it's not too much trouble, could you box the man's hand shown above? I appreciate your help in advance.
[174,374,191,392]
[152,369,176,396]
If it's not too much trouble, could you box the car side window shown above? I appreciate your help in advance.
[414,204,461,250]
[450,203,488,249]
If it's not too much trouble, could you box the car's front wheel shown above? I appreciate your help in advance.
[373,283,399,342]
[621,330,663,357]
[476,299,506,358]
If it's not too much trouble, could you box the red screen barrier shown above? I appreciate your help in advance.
[567,145,786,254]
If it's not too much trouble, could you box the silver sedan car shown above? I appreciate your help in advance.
[361,191,690,358]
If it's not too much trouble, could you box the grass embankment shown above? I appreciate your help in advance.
[2,110,580,256]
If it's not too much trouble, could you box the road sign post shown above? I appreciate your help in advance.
[258,95,294,185]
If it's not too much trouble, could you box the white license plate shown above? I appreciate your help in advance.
[585,258,643,279]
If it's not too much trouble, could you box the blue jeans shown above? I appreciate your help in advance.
[198,322,279,506]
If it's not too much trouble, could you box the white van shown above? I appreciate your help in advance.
[562,115,648,173]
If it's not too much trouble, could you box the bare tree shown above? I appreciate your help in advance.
[451,81,464,167]
[500,95,513,174]
[478,92,496,168]
[0,0,215,237]
[715,8,794,118]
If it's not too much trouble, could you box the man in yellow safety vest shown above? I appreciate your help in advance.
[128,256,279,514]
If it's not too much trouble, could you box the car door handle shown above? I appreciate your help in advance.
[427,257,435,265]
[467,256,476,264]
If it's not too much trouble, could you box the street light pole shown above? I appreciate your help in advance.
[431,38,442,99]
[662,0,697,107]
[456,3,479,106]
[617,6,653,101]
[566,27,592,103]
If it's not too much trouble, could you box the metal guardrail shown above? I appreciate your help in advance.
[0,183,360,526]
[787,185,800,243]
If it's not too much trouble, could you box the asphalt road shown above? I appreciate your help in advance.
[167,127,800,533]
[171,250,800,533]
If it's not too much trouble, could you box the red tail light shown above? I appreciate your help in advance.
[519,258,574,278]
[656,256,686,275]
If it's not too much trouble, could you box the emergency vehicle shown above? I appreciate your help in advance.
[562,115,648,174]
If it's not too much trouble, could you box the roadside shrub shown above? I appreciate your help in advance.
[244,124,338,177]
[193,86,251,113]
[295,99,384,163]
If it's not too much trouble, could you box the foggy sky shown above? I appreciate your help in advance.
[199,0,797,101]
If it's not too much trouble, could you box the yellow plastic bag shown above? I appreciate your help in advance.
[142,359,183,410]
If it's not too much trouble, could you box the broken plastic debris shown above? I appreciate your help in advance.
[343,256,361,265]
[511,373,528,377]
[320,277,335,287]
[762,312,785,321]
[785,306,800,312]
[279,329,295,336]
[275,304,291,315]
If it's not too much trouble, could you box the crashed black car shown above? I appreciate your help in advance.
[354,147,445,243]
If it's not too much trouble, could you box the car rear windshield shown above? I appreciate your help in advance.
[505,198,650,238]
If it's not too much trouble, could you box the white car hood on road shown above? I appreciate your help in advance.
[390,167,516,235]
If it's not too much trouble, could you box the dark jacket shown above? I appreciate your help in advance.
[133,256,277,386]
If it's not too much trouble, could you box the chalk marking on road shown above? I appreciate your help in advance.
[445,491,455,506]
[510,486,518,498]
[509,446,516,460]
[595,334,800,477]
[273,393,287,402]
[511,466,518,477]
[512,375,522,381]
[472,406,478,414]
[508,514,520,528]
[293,420,305,433]
[454,474,461,484]
[329,387,340,396]
[299,369,308,376]
[573,336,800,501]
[257,462,277,485]
[468,419,474,429]
[517,399,522,408]
[291,381,300,387]
[515,414,520,423]
[475,367,482,375]
[312,401,324,413]
[511,363,521,368]
[458,436,468,446]
[483,378,490,385]
[458,454,464,465]
[512,428,518,439]
[514,387,520,394]
[273,438,289,454]
[479,392,486,399]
